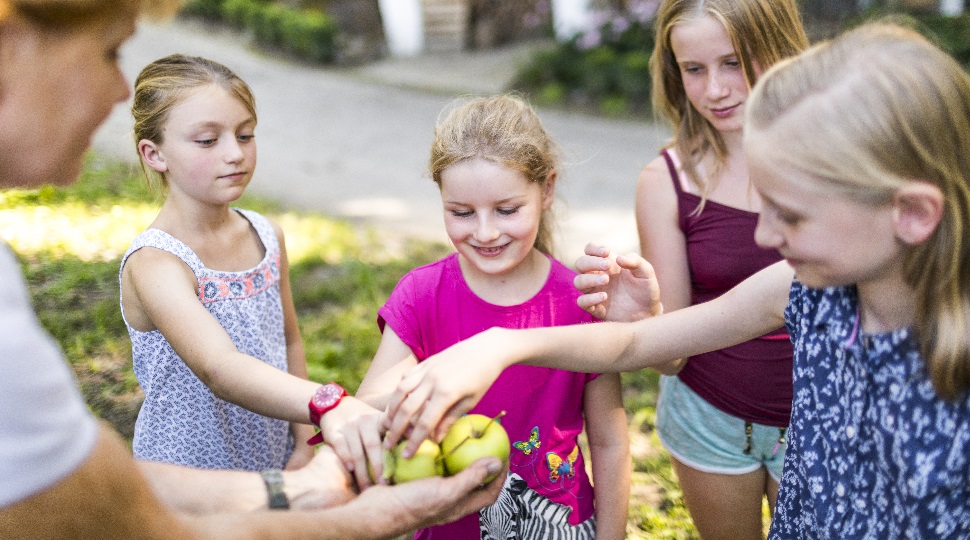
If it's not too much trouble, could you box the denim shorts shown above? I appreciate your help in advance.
[656,375,788,481]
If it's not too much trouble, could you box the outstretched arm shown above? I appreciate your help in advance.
[1,423,505,540]
[139,444,355,514]
[384,261,794,456]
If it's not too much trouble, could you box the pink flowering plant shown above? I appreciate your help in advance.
[512,0,659,116]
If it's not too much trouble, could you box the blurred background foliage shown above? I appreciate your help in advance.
[178,0,970,117]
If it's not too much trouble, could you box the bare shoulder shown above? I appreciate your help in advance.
[637,154,675,191]
[124,246,192,278]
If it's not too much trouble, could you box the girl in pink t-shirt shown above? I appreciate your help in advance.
[335,95,629,539]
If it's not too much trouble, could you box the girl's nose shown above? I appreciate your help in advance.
[754,212,782,250]
[707,72,730,99]
[474,215,500,243]
[224,139,245,163]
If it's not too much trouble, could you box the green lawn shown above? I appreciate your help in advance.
[1,154,703,538]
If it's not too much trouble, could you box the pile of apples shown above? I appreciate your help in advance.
[380,413,510,484]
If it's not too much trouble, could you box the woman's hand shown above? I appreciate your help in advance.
[381,327,512,458]
[319,397,386,490]
[573,243,663,322]
[285,445,357,510]
[348,457,506,537]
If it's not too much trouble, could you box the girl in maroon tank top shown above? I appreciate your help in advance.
[634,1,808,537]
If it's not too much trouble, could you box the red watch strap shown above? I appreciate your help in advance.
[308,382,347,427]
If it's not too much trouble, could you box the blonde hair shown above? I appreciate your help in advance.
[430,94,559,256]
[650,0,808,209]
[1,0,180,26]
[746,22,970,399]
[132,54,257,191]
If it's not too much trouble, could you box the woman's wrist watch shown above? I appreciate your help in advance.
[308,382,347,427]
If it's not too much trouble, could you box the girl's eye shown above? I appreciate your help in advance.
[497,207,519,216]
[683,65,702,74]
[778,212,800,226]
[450,210,473,218]
[195,138,217,146]
[238,134,255,143]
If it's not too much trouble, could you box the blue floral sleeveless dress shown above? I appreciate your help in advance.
[120,209,293,471]
[770,282,970,538]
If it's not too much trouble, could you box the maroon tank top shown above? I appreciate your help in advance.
[662,150,793,426]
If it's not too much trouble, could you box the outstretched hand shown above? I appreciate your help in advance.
[319,396,386,490]
[381,327,511,457]
[351,457,506,537]
[573,243,662,322]
[287,445,356,510]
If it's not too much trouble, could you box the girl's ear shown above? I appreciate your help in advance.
[893,181,944,245]
[542,170,557,210]
[138,139,168,173]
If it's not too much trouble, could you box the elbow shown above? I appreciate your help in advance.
[652,358,686,376]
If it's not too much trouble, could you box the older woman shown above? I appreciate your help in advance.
[0,2,503,538]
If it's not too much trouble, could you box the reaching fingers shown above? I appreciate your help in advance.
[573,253,611,276]
[384,380,432,453]
[383,366,426,429]
[583,242,610,258]
[573,271,609,293]
[616,252,656,278]
[360,418,386,486]
[576,291,608,310]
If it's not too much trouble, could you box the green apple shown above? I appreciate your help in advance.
[382,438,445,484]
[440,413,510,483]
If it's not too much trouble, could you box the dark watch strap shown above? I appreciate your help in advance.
[261,469,289,510]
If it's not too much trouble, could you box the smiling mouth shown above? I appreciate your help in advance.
[474,244,507,257]
[710,105,738,118]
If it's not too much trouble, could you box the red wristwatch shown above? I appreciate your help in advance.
[308,382,347,427]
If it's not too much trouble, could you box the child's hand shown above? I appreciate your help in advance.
[574,243,663,322]
[383,328,510,457]
[319,396,386,490]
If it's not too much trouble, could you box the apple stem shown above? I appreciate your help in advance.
[441,411,508,461]
[480,411,507,437]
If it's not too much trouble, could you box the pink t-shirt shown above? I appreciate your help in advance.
[378,253,600,539]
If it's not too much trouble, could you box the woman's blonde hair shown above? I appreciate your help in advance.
[429,94,559,256]
[2,0,180,26]
[132,54,257,191]
[650,0,808,209]
[746,22,970,399]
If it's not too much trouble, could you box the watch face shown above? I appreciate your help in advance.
[313,383,343,408]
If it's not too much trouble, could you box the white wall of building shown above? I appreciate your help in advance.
[551,0,593,40]
[378,0,424,57]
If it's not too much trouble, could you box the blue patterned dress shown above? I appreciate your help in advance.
[120,209,293,471]
[771,282,970,538]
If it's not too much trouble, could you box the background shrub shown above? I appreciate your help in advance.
[182,0,339,64]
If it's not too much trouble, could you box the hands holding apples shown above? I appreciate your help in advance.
[380,413,510,486]
[317,393,511,493]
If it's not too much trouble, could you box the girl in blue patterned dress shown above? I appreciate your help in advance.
[119,55,327,472]
[382,23,970,539]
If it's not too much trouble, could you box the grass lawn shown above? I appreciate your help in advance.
[2,154,707,538]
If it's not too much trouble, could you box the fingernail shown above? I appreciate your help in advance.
[486,460,501,475]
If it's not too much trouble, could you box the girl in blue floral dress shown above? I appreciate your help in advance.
[119,55,325,471]
[382,23,970,539]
